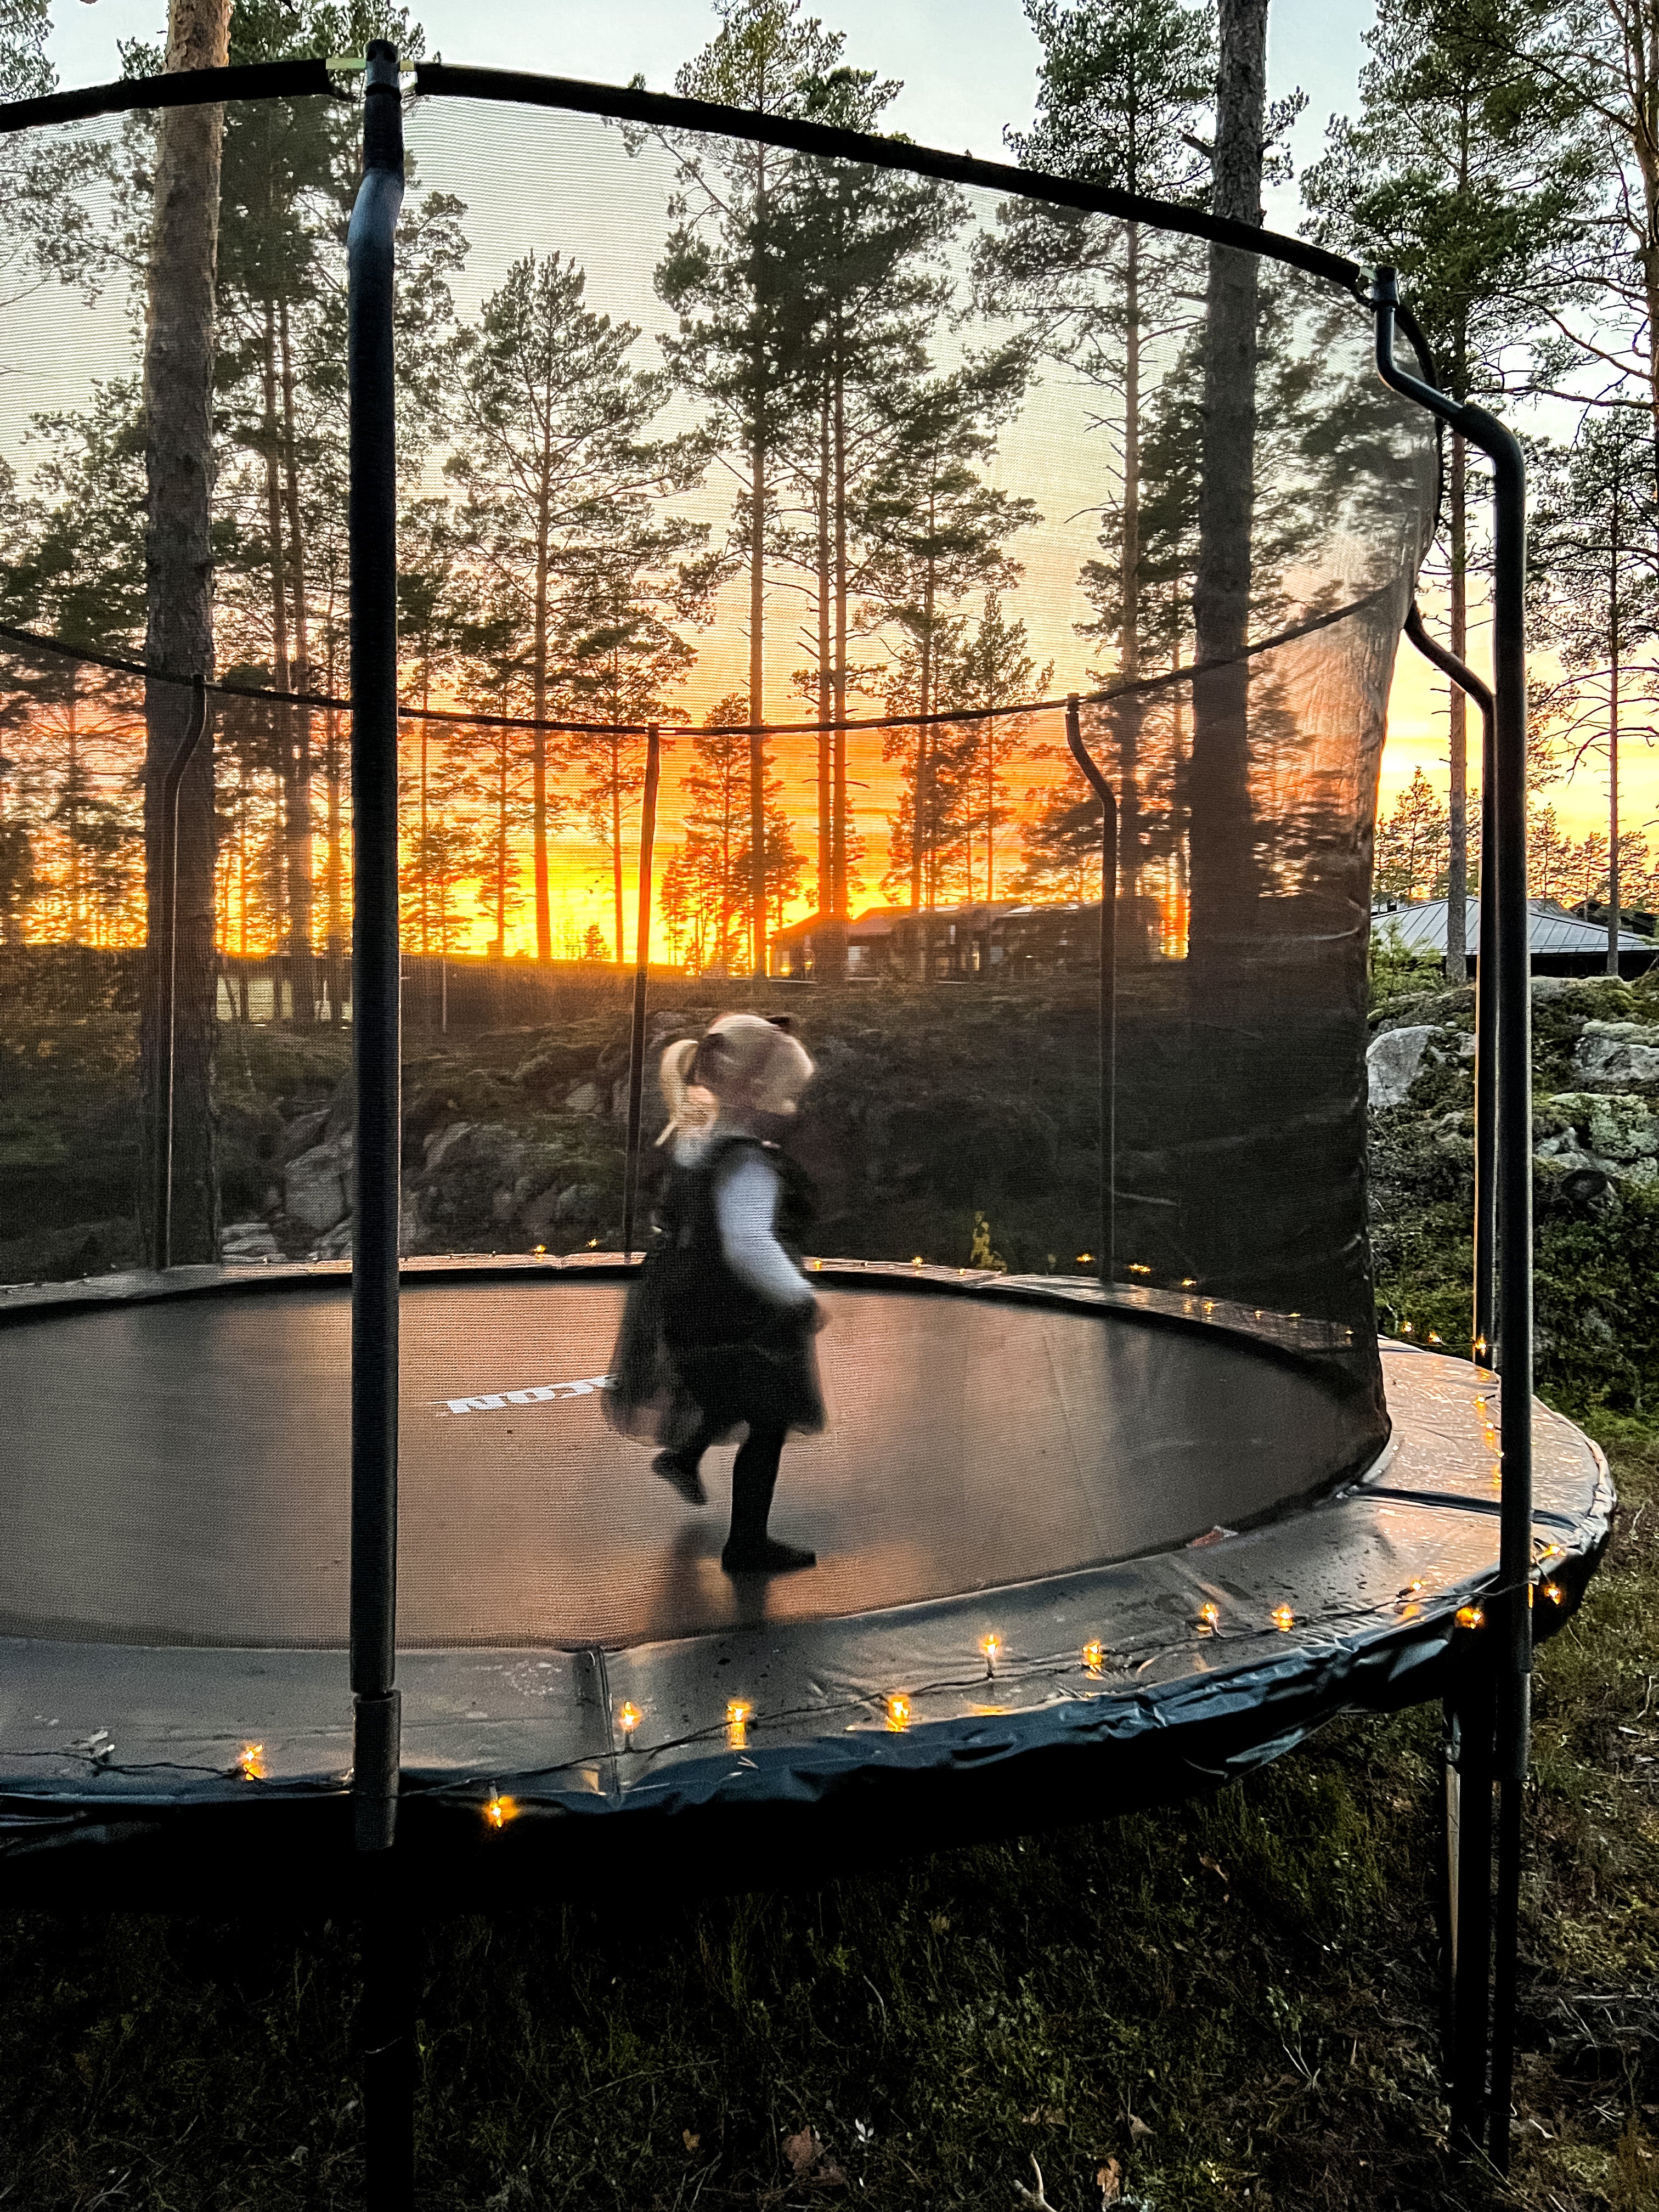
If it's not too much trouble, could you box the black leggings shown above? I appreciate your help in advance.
[680,1417,788,1544]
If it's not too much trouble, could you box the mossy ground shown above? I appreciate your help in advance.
[2,968,1657,2208]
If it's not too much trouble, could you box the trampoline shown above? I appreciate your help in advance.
[0,36,1597,2195]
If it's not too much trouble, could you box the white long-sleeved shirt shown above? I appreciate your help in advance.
[675,1128,814,1311]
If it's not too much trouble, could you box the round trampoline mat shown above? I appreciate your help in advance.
[0,1276,1370,1648]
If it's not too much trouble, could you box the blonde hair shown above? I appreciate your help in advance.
[658,1014,815,1143]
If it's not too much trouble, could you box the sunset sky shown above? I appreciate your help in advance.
[22,0,1651,958]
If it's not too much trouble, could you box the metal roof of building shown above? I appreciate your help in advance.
[1372,897,1651,956]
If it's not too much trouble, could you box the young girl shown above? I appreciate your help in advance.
[606,1013,824,1575]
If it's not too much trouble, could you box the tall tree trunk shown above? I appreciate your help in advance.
[1117,219,1147,961]
[612,744,625,968]
[748,151,770,979]
[816,375,832,918]
[532,450,554,963]
[1609,521,1621,978]
[140,0,229,1267]
[324,610,343,1025]
[278,300,316,1023]
[1188,0,1266,991]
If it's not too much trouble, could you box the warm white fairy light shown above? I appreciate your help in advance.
[726,1699,752,1748]
[238,1742,266,1781]
[1081,1640,1104,1675]
[981,1634,1001,1677]
[1272,1604,1295,1632]
[1197,1602,1221,1634]
[886,1694,912,1731]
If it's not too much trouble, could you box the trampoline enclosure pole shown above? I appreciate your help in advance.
[1372,271,1532,2174]
[623,724,661,1260]
[1064,696,1117,1286]
[349,44,414,2212]
[1401,603,1497,1358]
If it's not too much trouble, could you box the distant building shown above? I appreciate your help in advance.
[771,901,1107,980]
[1372,896,1656,978]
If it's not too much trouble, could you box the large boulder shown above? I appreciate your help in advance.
[1537,1091,1659,1186]
[1366,1024,1437,1111]
[284,1138,352,1233]
[1573,1020,1659,1088]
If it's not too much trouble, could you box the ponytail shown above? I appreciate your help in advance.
[656,1035,718,1144]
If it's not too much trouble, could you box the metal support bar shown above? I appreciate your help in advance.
[1373,269,1532,2175]
[1065,695,1118,1287]
[1402,602,1498,1360]
[622,724,662,1261]
[348,41,411,2212]
[153,674,208,1271]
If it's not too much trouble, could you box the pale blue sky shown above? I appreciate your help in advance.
[44,0,1376,216]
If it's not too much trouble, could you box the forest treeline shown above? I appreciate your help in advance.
[0,0,1431,998]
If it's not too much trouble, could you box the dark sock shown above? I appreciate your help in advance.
[722,1425,814,1572]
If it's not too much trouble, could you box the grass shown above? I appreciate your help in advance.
[1,1416,1653,2211]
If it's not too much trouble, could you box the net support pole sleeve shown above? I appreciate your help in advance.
[348,39,406,1852]
[1373,270,1532,2177]
[1065,697,1118,1288]
[1402,604,1498,1360]
[623,725,662,1261]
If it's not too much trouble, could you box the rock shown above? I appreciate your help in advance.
[1539,1091,1659,1180]
[424,1120,474,1171]
[221,1220,280,1261]
[514,1042,598,1099]
[554,1181,602,1222]
[314,1218,353,1259]
[284,1139,352,1233]
[1573,1020,1659,1087]
[275,1108,329,1166]
[566,1080,603,1115]
[1367,1024,1437,1111]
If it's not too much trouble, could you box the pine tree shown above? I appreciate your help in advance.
[446,250,687,963]
[861,363,1037,941]
[650,0,854,980]
[1302,0,1593,979]
[989,0,1213,945]
[560,525,714,967]
[1529,407,1659,971]
[1375,766,1451,900]
[769,65,963,963]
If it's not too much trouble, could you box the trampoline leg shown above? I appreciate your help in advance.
[362,1893,416,2212]
[1446,1662,1495,2155]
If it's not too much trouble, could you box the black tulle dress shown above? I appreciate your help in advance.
[605,1132,826,1451]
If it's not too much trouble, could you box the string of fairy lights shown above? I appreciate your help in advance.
[10,1542,1576,1816]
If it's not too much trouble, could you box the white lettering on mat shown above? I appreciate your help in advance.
[442,1372,611,1415]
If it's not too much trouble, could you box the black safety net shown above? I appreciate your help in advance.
[0,77,1436,1662]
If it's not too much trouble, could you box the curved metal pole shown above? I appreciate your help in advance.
[1403,602,1498,1362]
[1374,270,1532,2174]
[1065,695,1118,1288]
[348,42,412,2212]
[622,723,661,1260]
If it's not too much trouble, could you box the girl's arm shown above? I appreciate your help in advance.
[715,1152,815,1310]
